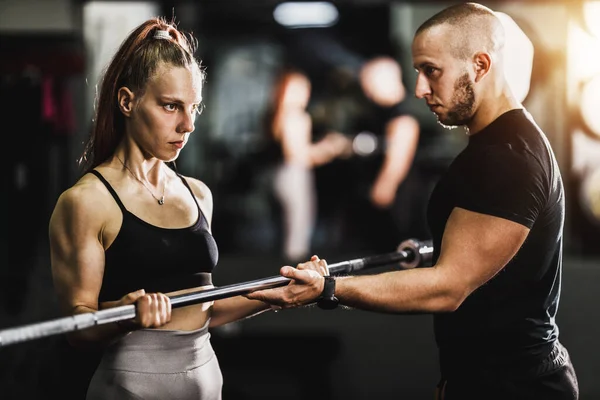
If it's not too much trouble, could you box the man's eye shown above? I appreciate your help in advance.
[425,66,436,76]
[164,104,178,111]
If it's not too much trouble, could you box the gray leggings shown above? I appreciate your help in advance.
[86,322,222,400]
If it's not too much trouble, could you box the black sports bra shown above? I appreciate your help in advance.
[90,170,218,302]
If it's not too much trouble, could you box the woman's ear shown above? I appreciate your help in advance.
[117,87,135,117]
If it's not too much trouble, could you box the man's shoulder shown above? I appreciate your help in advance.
[495,108,546,141]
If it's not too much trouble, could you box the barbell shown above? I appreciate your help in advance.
[0,238,433,348]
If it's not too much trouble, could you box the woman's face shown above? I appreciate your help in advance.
[127,63,203,161]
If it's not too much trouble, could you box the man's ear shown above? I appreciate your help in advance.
[117,87,135,117]
[472,52,492,82]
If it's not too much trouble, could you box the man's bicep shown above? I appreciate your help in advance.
[437,207,530,299]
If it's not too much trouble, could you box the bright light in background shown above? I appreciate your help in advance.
[567,24,600,83]
[567,18,600,136]
[273,2,339,28]
[83,1,160,89]
[496,12,534,103]
[353,132,378,157]
[583,1,600,39]
[82,1,160,120]
[580,75,600,136]
[580,167,600,225]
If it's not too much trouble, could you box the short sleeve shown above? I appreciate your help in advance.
[454,145,547,228]
[387,101,410,120]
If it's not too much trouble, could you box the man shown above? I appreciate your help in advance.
[247,3,579,399]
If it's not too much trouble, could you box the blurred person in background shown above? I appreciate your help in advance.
[264,68,353,262]
[282,29,424,253]
[331,55,420,211]
[49,16,281,400]
[248,3,579,399]
[318,54,423,252]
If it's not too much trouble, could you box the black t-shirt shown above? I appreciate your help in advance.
[309,80,409,138]
[309,86,410,200]
[426,109,565,376]
[309,82,411,183]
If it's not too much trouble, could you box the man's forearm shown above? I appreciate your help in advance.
[335,267,460,314]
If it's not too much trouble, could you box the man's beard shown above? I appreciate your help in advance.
[437,72,475,130]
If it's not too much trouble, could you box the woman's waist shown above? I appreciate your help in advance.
[101,319,214,373]
[158,302,211,331]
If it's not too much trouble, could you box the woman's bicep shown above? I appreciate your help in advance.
[49,190,106,315]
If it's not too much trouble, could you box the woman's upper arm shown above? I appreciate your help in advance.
[49,185,107,315]
[436,207,530,306]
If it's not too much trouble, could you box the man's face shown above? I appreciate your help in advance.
[412,27,477,129]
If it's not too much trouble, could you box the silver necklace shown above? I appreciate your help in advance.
[116,156,166,205]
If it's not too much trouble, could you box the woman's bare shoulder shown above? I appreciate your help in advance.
[178,174,214,224]
[180,175,212,201]
[51,172,116,223]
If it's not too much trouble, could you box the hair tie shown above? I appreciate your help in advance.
[154,30,171,40]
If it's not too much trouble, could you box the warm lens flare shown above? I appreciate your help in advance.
[583,1,600,39]
[580,75,600,136]
[496,12,534,103]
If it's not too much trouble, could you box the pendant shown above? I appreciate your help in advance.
[158,196,165,205]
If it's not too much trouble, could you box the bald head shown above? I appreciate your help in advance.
[416,2,505,62]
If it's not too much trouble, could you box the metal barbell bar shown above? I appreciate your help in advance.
[0,238,433,348]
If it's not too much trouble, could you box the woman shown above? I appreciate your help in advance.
[48,17,297,400]
[267,69,352,262]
